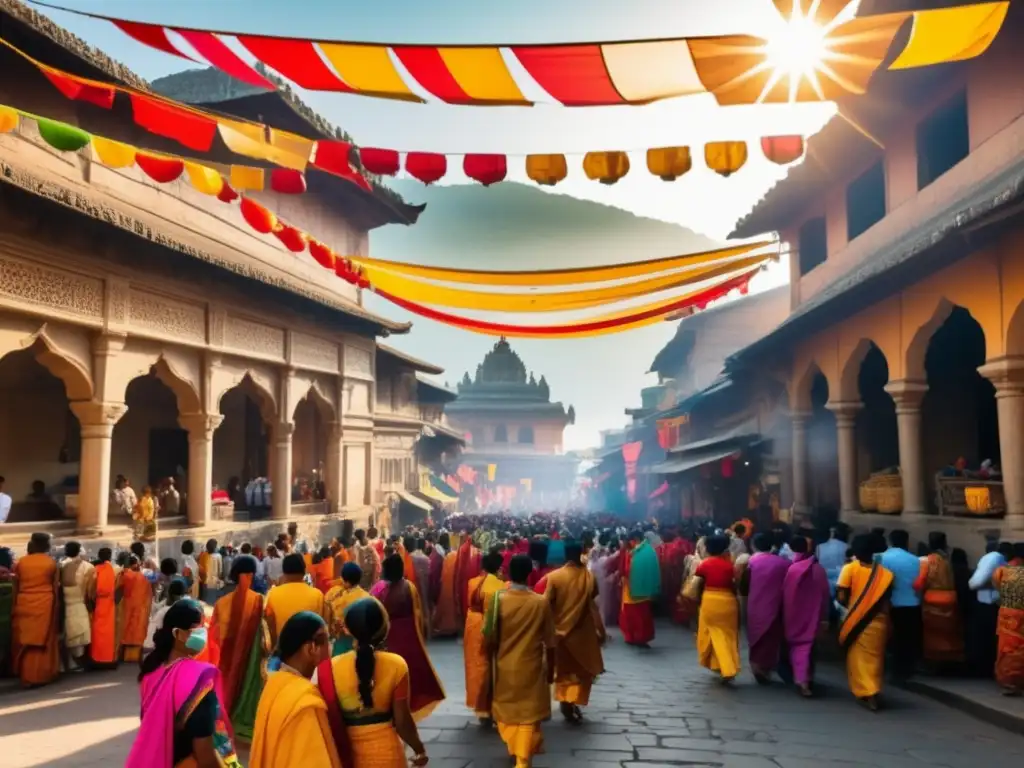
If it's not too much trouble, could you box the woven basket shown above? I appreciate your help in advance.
[876,475,903,514]
[965,486,991,515]
[859,482,878,511]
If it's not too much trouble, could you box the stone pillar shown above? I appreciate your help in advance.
[179,413,224,527]
[827,401,863,518]
[790,410,811,517]
[979,359,1024,525]
[884,380,929,515]
[271,421,294,520]
[325,422,344,515]
[70,401,127,535]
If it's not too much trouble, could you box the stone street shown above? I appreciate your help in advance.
[1,623,1022,767]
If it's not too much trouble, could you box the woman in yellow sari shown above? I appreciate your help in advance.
[837,534,894,711]
[325,562,369,656]
[250,611,340,768]
[464,551,506,722]
[11,533,60,687]
[320,598,429,767]
[694,535,741,683]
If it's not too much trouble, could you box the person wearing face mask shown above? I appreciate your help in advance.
[126,599,241,768]
[249,611,340,767]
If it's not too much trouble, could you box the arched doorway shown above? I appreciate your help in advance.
[0,347,77,523]
[214,376,274,512]
[292,389,333,510]
[857,344,899,474]
[807,371,839,511]
[921,306,999,509]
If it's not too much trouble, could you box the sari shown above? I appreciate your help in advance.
[658,538,692,624]
[463,572,505,716]
[0,566,12,674]
[125,658,240,768]
[212,574,268,740]
[321,650,412,768]
[695,558,740,680]
[428,548,444,605]
[432,550,460,636]
[411,552,433,633]
[250,666,342,768]
[993,564,1024,692]
[782,553,830,686]
[914,552,965,663]
[370,579,445,719]
[324,583,369,656]
[11,553,60,686]
[745,553,791,676]
[61,557,93,656]
[453,539,482,623]
[838,560,894,699]
[265,582,325,639]
[89,561,120,665]
[615,542,659,645]
[121,569,155,663]
[545,564,604,707]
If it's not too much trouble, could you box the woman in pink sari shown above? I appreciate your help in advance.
[781,537,831,697]
[588,535,621,628]
[126,599,240,768]
[370,553,446,720]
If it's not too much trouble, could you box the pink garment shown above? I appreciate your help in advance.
[746,552,791,673]
[782,553,831,685]
[590,551,620,627]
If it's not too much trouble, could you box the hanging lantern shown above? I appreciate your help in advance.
[135,152,185,184]
[464,154,507,186]
[308,240,336,270]
[583,151,630,184]
[405,152,447,184]
[646,147,692,181]
[184,162,224,197]
[525,154,568,186]
[240,197,277,234]
[273,224,306,253]
[270,168,307,194]
[217,182,239,203]
[359,147,401,176]
[704,141,748,177]
[761,135,805,165]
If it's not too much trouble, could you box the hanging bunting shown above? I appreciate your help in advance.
[583,151,630,184]
[229,165,265,192]
[273,224,307,253]
[184,162,224,196]
[172,29,275,89]
[50,1,1007,106]
[525,154,568,186]
[705,141,748,177]
[405,152,447,185]
[463,154,507,186]
[217,183,239,203]
[91,136,136,168]
[270,168,307,195]
[0,107,18,133]
[240,197,277,234]
[36,117,90,152]
[308,240,337,270]
[130,94,217,153]
[39,67,115,109]
[135,152,185,183]
[647,147,692,182]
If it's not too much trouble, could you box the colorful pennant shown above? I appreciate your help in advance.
[35,1,1008,107]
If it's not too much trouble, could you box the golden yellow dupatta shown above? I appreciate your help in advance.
[838,562,894,650]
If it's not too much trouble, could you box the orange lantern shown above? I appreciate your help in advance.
[525,154,568,186]
[646,146,692,181]
[583,151,630,184]
[704,141,748,177]
[760,135,805,165]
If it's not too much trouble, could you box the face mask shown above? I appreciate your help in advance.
[184,627,208,654]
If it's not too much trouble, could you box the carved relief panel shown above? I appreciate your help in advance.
[225,315,286,360]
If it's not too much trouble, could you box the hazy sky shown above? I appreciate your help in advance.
[34,0,836,447]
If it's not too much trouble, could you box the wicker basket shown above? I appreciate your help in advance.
[859,482,878,511]
[875,474,904,514]
[965,486,991,515]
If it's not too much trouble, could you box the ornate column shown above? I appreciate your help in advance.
[979,358,1024,525]
[70,401,127,535]
[179,413,224,527]
[826,401,863,519]
[325,422,344,515]
[271,421,294,520]
[884,380,929,515]
[790,410,811,516]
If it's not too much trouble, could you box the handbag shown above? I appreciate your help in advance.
[680,574,704,602]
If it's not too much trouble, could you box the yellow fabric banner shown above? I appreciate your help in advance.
[350,240,774,287]
[889,2,1009,70]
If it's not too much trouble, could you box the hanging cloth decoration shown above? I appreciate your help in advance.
[270,169,308,195]
[705,141,748,177]
[91,136,136,168]
[308,240,337,270]
[135,152,185,183]
[647,147,692,181]
[583,151,630,184]
[229,165,265,192]
[405,152,448,185]
[525,154,568,186]
[273,225,307,253]
[184,162,224,196]
[39,66,115,109]
[0,106,17,133]
[129,93,217,153]
[760,136,805,166]
[240,197,277,234]
[36,117,91,152]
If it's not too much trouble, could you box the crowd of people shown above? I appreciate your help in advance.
[1,511,1023,766]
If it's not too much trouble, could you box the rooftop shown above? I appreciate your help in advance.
[377,344,445,375]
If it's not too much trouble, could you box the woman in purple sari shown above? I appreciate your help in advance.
[741,533,791,683]
[782,537,831,696]
[126,599,240,768]
[370,553,446,721]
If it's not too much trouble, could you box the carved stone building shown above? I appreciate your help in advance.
[446,339,577,508]
[0,1,437,544]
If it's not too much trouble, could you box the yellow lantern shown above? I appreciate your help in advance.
[583,151,630,184]
[646,146,692,181]
[704,141,748,177]
[525,154,568,186]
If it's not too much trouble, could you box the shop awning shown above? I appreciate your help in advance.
[648,446,739,475]
[398,490,433,511]
[418,484,459,504]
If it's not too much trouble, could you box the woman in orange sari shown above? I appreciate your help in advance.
[453,534,482,625]
[463,551,505,723]
[914,532,965,667]
[11,532,60,687]
[837,534,894,711]
[211,555,268,741]
[88,546,122,669]
[120,556,154,663]
[433,534,460,637]
[992,544,1024,695]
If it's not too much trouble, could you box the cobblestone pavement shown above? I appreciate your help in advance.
[1,624,1022,767]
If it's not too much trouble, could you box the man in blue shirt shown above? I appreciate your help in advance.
[815,526,849,598]
[880,529,923,680]
[969,541,1011,676]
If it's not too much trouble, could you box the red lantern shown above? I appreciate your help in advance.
[240,197,276,234]
[135,152,184,184]
[216,182,239,203]
[308,240,335,270]
[761,135,805,166]
[270,168,307,194]
[359,147,400,176]
[464,154,507,186]
[273,224,306,253]
[405,152,447,184]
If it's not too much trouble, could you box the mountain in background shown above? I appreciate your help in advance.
[367,180,723,449]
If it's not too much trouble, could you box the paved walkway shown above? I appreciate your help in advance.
[1,624,1022,767]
